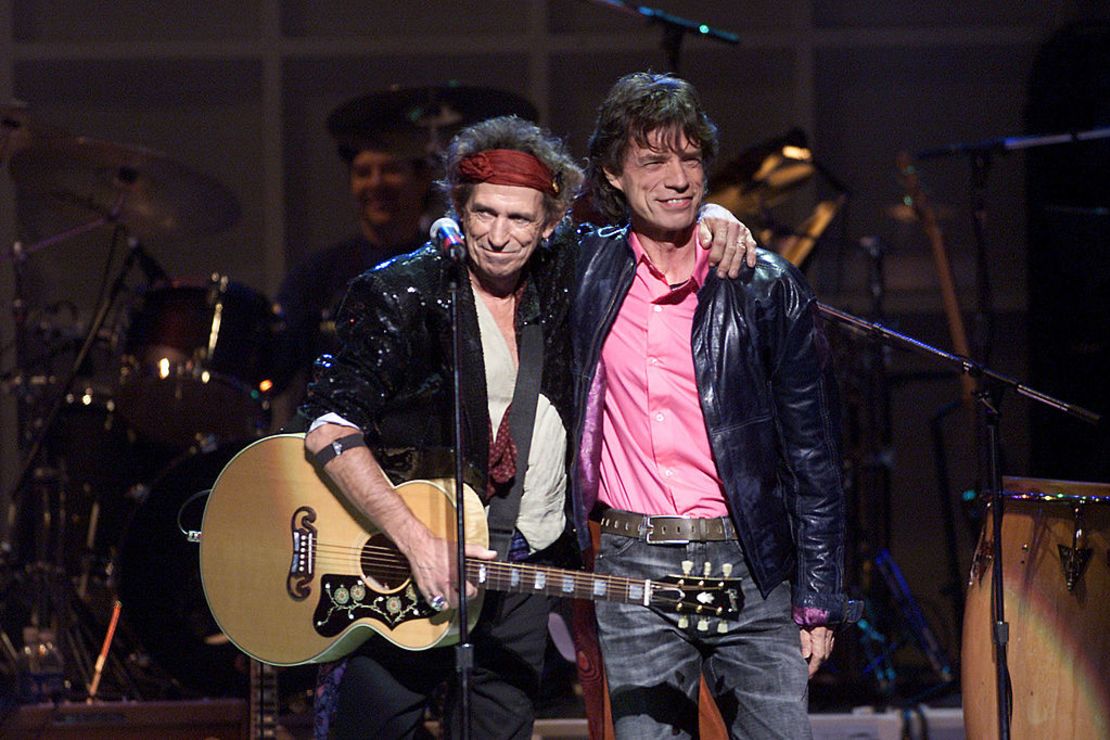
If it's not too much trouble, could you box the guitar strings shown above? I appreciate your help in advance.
[272,539,729,610]
[313,540,649,588]
[314,540,725,589]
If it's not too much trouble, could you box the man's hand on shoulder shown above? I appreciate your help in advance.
[698,202,758,278]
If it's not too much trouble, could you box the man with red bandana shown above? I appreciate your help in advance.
[271,87,538,425]
[302,117,581,738]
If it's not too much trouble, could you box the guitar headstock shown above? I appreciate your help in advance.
[651,570,743,624]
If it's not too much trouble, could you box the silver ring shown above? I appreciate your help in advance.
[428,595,447,612]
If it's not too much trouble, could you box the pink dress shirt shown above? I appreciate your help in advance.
[596,232,729,518]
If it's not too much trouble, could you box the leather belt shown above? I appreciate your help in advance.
[598,508,737,545]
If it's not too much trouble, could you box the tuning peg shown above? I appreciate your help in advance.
[722,563,733,577]
[678,615,689,629]
[703,562,712,576]
[682,560,694,575]
[717,621,728,634]
[697,618,709,632]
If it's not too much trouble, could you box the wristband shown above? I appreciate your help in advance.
[314,432,367,467]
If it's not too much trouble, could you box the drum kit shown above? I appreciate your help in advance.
[1,103,288,701]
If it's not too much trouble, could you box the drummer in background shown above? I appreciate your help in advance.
[269,86,538,426]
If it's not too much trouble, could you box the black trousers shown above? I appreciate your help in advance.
[330,591,552,739]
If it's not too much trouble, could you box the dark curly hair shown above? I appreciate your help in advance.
[439,116,583,227]
[585,72,719,224]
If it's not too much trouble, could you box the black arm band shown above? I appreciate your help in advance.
[314,432,367,467]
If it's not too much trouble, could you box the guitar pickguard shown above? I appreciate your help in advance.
[313,575,436,636]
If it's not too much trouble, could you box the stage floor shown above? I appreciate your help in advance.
[1,700,967,739]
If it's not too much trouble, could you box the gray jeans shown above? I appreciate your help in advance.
[595,533,812,739]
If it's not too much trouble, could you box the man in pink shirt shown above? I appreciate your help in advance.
[571,73,860,738]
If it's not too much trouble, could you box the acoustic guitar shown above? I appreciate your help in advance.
[199,434,742,667]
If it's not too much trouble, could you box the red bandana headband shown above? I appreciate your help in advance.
[458,149,560,196]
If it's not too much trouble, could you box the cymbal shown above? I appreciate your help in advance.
[708,128,815,217]
[10,136,241,237]
[327,84,539,158]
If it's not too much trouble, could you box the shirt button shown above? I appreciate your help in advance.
[649,357,659,365]
[653,305,662,313]
[655,412,665,422]
[664,469,674,477]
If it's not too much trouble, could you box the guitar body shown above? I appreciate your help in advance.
[199,433,486,666]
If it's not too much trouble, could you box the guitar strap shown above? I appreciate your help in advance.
[486,320,543,560]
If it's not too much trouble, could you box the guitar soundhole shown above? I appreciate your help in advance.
[361,533,411,591]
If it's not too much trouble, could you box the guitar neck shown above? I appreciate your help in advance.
[470,559,662,607]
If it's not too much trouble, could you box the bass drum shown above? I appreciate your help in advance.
[962,479,1110,739]
[119,443,250,696]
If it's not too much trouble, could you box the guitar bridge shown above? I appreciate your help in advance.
[287,506,317,600]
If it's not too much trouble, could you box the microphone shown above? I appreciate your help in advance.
[429,217,466,261]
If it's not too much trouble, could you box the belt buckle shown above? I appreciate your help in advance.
[645,515,691,545]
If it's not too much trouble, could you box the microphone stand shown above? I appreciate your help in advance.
[817,302,1101,740]
[0,190,131,553]
[914,127,1110,355]
[0,221,156,697]
[915,127,1110,161]
[580,0,739,72]
[444,239,473,740]
[913,126,1110,365]
[1,233,152,550]
[910,125,1110,668]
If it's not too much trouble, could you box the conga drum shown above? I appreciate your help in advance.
[962,477,1110,739]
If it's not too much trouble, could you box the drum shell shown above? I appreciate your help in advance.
[122,280,277,386]
[962,492,1110,739]
[117,278,282,447]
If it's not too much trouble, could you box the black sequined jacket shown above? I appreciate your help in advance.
[570,225,860,625]
[301,235,576,496]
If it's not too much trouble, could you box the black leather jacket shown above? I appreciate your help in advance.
[302,242,574,497]
[570,225,859,624]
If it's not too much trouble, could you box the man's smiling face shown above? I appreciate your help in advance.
[604,127,705,241]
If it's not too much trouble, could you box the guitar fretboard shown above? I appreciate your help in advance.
[470,560,673,608]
